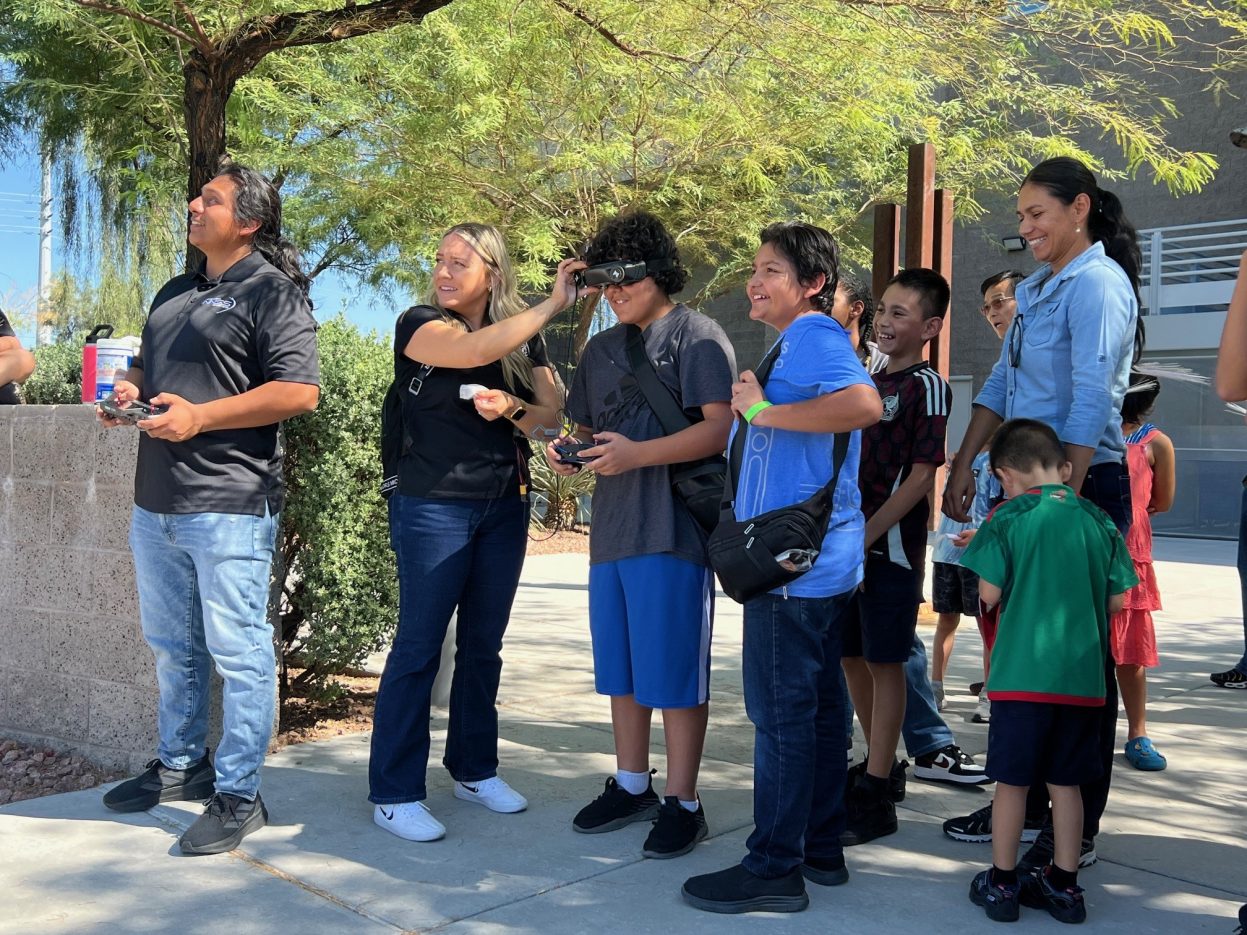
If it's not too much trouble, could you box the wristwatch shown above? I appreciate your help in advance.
[506,402,527,421]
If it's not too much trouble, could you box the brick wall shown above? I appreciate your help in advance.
[0,405,223,772]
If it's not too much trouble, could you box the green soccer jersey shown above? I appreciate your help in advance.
[961,484,1137,705]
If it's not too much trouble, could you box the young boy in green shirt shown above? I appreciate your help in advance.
[961,419,1136,925]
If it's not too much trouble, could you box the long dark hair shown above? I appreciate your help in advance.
[217,163,313,304]
[1023,157,1143,362]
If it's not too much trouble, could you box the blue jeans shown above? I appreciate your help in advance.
[1236,484,1247,674]
[369,494,527,805]
[742,590,853,879]
[129,504,279,800]
[902,633,955,759]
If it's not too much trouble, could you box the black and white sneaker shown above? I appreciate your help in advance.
[1017,821,1097,873]
[642,797,708,859]
[943,801,1047,843]
[913,744,991,786]
[572,774,660,833]
[1211,668,1247,689]
[179,792,268,856]
[102,752,215,813]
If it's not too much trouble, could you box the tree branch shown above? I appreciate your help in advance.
[231,0,454,58]
[549,0,696,64]
[67,0,202,49]
[172,0,213,51]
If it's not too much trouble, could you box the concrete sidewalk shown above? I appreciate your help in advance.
[2,538,1245,933]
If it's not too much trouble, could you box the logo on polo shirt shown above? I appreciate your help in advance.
[880,393,899,422]
[202,296,238,313]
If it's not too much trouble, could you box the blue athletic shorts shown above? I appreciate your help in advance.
[588,553,714,709]
[987,700,1103,787]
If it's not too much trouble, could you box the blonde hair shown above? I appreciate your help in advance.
[425,222,534,392]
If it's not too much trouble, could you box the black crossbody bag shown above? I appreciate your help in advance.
[623,324,727,535]
[705,342,849,604]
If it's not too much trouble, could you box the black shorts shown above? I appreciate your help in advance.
[932,561,980,616]
[986,700,1104,787]
[841,559,922,664]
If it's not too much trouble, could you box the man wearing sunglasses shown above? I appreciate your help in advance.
[980,270,1023,341]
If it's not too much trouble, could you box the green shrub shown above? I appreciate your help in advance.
[22,342,83,404]
[278,315,397,702]
[528,452,594,531]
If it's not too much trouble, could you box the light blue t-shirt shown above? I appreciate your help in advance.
[732,314,875,598]
[933,449,1003,565]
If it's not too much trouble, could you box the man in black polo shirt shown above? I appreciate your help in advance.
[99,164,319,856]
[0,307,36,403]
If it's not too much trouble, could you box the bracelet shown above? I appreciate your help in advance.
[743,400,773,424]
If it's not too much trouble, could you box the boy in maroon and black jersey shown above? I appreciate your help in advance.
[841,268,951,845]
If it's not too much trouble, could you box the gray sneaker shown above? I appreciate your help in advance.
[179,792,268,856]
[103,753,215,813]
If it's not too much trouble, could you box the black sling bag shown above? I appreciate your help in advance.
[623,324,727,535]
[705,341,849,603]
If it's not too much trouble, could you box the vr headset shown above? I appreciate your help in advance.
[574,257,674,288]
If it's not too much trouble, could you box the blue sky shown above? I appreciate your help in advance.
[0,140,405,345]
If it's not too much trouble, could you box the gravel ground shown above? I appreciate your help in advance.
[0,738,127,806]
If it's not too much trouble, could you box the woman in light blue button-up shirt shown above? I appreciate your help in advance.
[941,156,1143,858]
[944,157,1143,532]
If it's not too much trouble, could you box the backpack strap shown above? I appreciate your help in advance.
[623,324,695,436]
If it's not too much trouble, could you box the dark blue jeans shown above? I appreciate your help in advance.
[368,493,528,805]
[743,589,854,878]
[1236,484,1247,675]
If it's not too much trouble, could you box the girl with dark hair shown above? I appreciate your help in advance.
[369,223,585,843]
[683,222,882,914]
[943,155,1142,892]
[1113,372,1175,771]
[547,210,736,860]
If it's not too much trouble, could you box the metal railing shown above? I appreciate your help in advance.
[1138,218,1247,315]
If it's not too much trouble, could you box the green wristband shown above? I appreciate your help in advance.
[743,400,773,424]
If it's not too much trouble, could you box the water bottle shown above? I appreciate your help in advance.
[80,324,114,403]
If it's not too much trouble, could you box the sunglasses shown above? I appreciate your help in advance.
[1008,313,1024,368]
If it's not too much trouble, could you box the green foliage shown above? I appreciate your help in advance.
[278,315,397,699]
[22,341,81,404]
[528,453,594,533]
[2,0,1245,313]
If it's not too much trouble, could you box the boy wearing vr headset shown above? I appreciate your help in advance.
[546,211,735,859]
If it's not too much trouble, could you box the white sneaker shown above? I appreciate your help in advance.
[972,693,991,723]
[454,776,528,813]
[374,802,446,841]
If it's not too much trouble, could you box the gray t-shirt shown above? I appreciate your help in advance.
[133,252,320,516]
[568,304,736,566]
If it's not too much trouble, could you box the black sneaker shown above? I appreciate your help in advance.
[179,792,268,856]
[682,864,808,914]
[102,753,215,813]
[846,758,907,803]
[801,854,850,886]
[969,868,1021,923]
[969,681,985,696]
[1017,821,1097,874]
[1020,866,1087,924]
[913,744,991,786]
[840,781,897,846]
[642,797,708,859]
[572,774,660,833]
[943,802,1047,844]
[1211,668,1247,689]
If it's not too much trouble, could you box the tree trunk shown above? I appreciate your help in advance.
[181,51,242,273]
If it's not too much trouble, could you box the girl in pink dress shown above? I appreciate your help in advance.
[1114,373,1176,771]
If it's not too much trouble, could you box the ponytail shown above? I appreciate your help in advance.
[216,162,314,307]
[1023,157,1145,364]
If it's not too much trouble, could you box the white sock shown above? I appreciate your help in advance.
[679,798,699,813]
[616,768,650,796]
